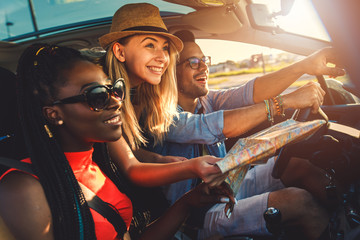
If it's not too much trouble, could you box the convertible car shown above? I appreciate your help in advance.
[0,0,360,239]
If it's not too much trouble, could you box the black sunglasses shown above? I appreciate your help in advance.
[53,78,126,111]
[177,56,211,70]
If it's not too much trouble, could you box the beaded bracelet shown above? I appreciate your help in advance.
[272,96,281,115]
[272,95,285,117]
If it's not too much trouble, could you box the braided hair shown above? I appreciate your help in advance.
[16,43,136,239]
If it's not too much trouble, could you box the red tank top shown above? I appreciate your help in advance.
[0,149,133,240]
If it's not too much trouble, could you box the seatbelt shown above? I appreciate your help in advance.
[196,105,206,158]
[0,156,33,174]
[0,157,128,238]
[78,182,128,238]
[78,182,127,237]
[185,104,212,234]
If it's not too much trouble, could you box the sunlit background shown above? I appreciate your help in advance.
[0,0,329,65]
[198,0,330,64]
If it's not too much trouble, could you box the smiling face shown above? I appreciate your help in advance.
[114,34,170,87]
[47,60,123,151]
[176,42,209,101]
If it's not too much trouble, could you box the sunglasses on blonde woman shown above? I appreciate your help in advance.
[53,78,126,111]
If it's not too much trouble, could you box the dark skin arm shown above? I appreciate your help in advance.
[0,172,53,240]
[0,172,232,240]
[0,215,15,240]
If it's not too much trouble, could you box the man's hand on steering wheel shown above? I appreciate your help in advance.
[282,81,325,114]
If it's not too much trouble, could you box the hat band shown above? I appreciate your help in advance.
[122,26,169,34]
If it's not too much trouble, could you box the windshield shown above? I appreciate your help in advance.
[0,0,193,42]
[1,0,330,43]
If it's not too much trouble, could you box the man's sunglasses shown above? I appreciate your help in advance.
[177,56,211,70]
[52,78,126,111]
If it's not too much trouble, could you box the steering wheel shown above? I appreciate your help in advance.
[291,107,329,123]
[271,107,329,179]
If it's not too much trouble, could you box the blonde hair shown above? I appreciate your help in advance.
[104,38,179,149]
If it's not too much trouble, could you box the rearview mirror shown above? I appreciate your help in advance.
[246,0,294,32]
[246,3,277,31]
[279,0,295,16]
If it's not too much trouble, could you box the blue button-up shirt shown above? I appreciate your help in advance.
[143,79,255,204]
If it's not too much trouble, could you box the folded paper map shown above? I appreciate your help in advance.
[216,119,326,193]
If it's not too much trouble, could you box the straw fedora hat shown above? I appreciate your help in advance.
[99,3,183,51]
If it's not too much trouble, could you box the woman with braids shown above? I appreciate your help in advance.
[0,43,231,240]
[98,3,226,190]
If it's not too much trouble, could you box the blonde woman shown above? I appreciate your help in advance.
[98,3,226,188]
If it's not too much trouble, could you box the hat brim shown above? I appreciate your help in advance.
[99,31,183,52]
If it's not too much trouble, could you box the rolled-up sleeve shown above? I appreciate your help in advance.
[205,78,255,110]
[165,110,226,145]
[164,79,255,145]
